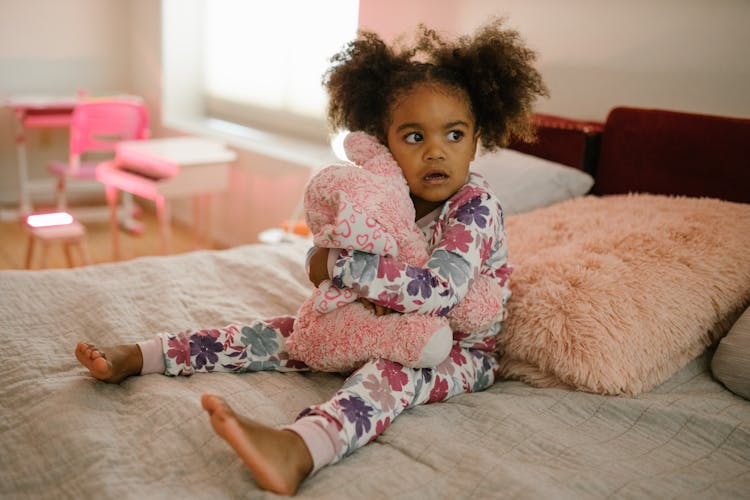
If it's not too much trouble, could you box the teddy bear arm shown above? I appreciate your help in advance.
[288,294,451,372]
[447,274,505,334]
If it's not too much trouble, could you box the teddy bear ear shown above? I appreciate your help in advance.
[343,131,385,165]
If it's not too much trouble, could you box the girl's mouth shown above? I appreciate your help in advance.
[423,171,449,183]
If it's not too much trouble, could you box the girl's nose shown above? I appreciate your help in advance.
[423,141,446,161]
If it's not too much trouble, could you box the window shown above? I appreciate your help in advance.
[163,0,359,144]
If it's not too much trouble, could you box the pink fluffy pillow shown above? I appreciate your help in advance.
[497,194,750,395]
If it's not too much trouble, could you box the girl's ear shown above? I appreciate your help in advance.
[470,129,480,161]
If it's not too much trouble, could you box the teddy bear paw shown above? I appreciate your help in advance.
[343,131,386,164]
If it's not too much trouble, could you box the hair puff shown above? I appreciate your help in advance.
[323,18,548,151]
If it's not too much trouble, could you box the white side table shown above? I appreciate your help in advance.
[96,136,236,259]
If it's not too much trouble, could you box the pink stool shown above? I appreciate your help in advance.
[25,212,92,269]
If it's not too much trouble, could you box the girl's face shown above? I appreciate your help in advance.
[385,83,479,220]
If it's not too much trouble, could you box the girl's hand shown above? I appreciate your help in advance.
[357,297,398,316]
[308,247,330,287]
[309,247,396,316]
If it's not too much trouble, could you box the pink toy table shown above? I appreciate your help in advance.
[4,95,78,217]
[96,136,236,259]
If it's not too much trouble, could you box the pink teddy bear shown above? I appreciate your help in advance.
[285,132,505,372]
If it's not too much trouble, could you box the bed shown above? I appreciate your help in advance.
[1,106,749,499]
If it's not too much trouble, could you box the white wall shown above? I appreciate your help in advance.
[2,0,749,245]
[0,0,133,205]
[0,0,311,247]
[360,0,750,121]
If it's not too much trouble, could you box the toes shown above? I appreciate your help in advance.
[90,356,111,377]
[201,394,233,419]
[201,393,221,411]
[76,342,103,361]
[75,342,90,357]
[75,343,95,364]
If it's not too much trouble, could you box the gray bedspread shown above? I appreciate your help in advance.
[1,241,748,499]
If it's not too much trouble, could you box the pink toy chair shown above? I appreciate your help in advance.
[47,98,150,224]
[24,211,92,269]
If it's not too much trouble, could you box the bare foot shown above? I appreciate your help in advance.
[201,393,313,496]
[75,342,143,383]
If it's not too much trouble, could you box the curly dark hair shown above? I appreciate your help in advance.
[323,18,548,151]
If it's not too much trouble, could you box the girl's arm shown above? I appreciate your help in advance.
[307,245,394,316]
[331,191,506,316]
[307,246,330,287]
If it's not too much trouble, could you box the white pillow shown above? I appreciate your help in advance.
[712,306,750,400]
[471,148,594,215]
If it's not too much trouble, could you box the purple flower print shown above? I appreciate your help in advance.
[332,274,344,289]
[190,333,223,370]
[455,197,489,228]
[340,396,373,437]
[405,266,435,299]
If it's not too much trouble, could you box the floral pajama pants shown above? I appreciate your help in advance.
[160,316,500,464]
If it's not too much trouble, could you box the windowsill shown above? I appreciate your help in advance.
[163,116,340,170]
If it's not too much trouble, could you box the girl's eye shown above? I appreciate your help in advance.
[404,132,423,144]
[447,130,464,142]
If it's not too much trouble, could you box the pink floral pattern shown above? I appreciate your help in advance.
[441,225,474,253]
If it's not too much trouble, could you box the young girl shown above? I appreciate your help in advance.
[75,19,546,495]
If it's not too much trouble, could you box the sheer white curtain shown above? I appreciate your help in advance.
[202,0,359,141]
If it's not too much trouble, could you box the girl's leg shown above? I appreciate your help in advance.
[201,394,313,496]
[158,316,308,376]
[293,343,498,466]
[201,344,497,494]
[453,320,503,353]
[75,316,308,383]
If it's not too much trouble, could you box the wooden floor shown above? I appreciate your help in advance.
[0,204,219,270]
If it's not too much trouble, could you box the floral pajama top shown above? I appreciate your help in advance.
[331,172,512,323]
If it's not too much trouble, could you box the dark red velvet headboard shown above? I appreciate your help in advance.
[511,107,749,204]
[509,113,603,173]
[593,107,750,203]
